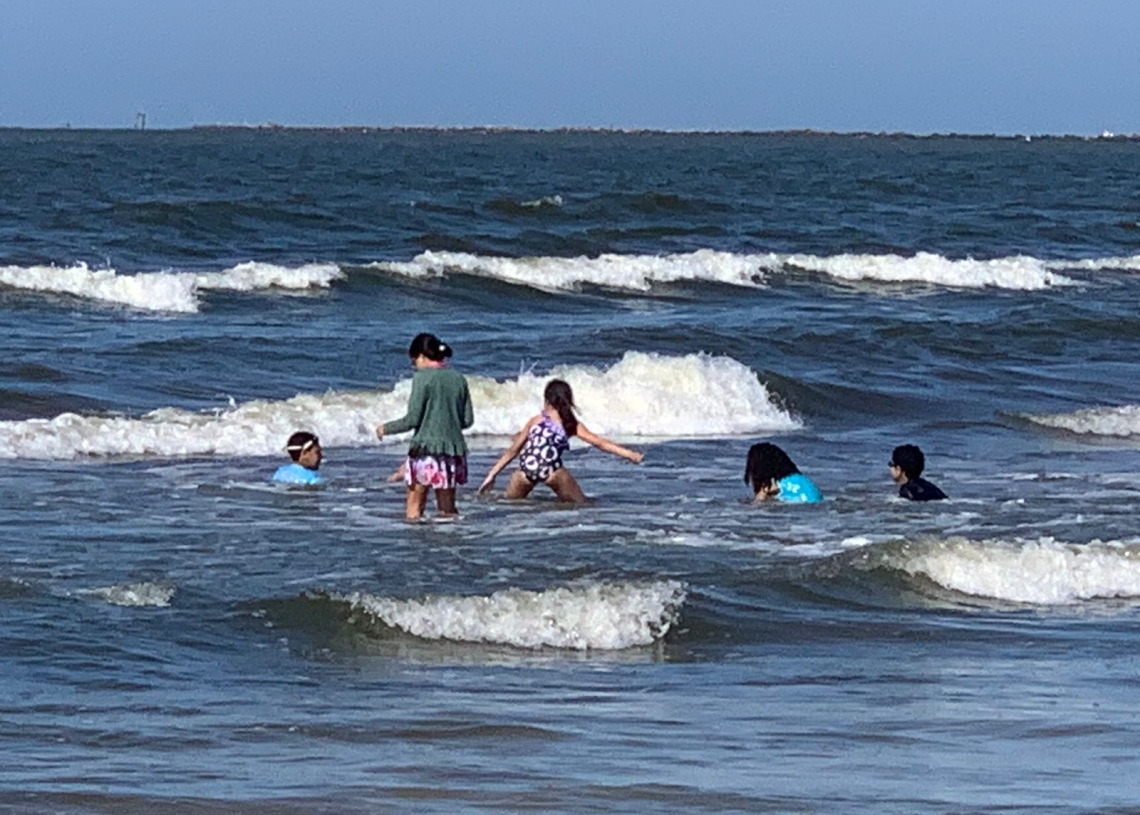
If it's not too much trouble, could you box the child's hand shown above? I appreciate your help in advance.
[629,451,645,465]
[387,463,406,483]
[375,424,384,440]
[478,474,495,493]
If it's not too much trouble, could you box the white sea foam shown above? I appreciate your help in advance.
[194,261,343,292]
[892,536,1140,605]
[335,580,686,650]
[784,252,1072,289]
[81,581,176,607]
[369,249,773,291]
[367,249,1076,292]
[469,351,799,437]
[0,263,200,312]
[0,262,343,313]
[0,352,795,460]
[1020,405,1140,437]
[1050,255,1140,272]
[519,194,563,208]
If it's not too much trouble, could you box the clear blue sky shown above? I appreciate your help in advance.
[3,0,1138,134]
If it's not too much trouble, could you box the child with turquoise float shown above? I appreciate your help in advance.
[744,442,822,503]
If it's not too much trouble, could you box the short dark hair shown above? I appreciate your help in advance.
[744,442,800,492]
[286,431,319,462]
[891,444,925,479]
[408,332,453,362]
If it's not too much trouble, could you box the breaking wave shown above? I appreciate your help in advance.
[79,581,176,608]
[875,536,1140,605]
[367,249,1080,292]
[333,580,686,650]
[0,352,797,459]
[1018,405,1140,438]
[0,262,343,313]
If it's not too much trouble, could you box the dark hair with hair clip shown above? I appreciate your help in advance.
[408,332,453,362]
[743,442,800,493]
[890,444,925,480]
[543,379,579,437]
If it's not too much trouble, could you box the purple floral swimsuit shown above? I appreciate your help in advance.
[518,412,571,483]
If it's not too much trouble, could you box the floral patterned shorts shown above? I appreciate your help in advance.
[404,452,468,490]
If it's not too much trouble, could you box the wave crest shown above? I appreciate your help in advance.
[80,581,176,607]
[0,352,795,459]
[367,249,1078,292]
[0,262,343,313]
[882,536,1140,605]
[368,249,772,291]
[1019,405,1140,437]
[1,263,199,312]
[786,251,1072,290]
[334,580,686,650]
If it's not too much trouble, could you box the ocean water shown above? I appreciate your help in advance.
[2,128,1140,814]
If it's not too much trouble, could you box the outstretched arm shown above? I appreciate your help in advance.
[479,417,537,492]
[575,423,644,464]
[378,374,427,439]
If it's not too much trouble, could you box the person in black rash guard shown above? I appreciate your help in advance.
[889,444,947,501]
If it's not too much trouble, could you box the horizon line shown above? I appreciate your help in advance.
[1,123,1136,140]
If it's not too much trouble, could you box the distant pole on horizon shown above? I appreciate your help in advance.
[135,111,146,130]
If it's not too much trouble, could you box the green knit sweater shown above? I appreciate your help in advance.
[384,367,474,456]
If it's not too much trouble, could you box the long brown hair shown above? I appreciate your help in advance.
[544,379,579,436]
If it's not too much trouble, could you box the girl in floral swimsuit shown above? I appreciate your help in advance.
[479,379,644,503]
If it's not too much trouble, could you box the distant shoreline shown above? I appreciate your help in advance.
[1,124,1136,140]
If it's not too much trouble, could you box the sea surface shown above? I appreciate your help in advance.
[2,128,1140,814]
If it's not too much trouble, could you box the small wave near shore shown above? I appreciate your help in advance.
[330,579,686,651]
[1019,405,1140,438]
[847,536,1140,606]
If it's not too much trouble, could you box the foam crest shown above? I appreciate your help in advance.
[369,250,1078,292]
[370,249,772,291]
[336,580,686,650]
[0,353,794,459]
[519,194,563,208]
[1050,255,1140,272]
[81,582,176,607]
[0,263,199,312]
[785,252,1072,290]
[891,537,1140,605]
[1020,405,1140,437]
[0,387,411,459]
[469,351,799,437]
[195,261,344,291]
[0,262,343,313]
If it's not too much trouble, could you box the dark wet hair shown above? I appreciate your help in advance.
[743,442,800,493]
[544,379,579,437]
[891,444,925,480]
[408,332,453,362]
[285,431,319,462]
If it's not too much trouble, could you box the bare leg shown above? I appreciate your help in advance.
[546,468,587,503]
[435,488,458,516]
[504,471,537,499]
[405,484,429,521]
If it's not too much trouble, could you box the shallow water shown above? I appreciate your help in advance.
[2,129,1140,813]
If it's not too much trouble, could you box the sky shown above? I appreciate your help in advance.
[3,0,1138,134]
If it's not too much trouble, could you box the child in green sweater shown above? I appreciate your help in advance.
[376,333,474,521]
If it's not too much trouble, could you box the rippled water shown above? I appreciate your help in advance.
[2,129,1140,813]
